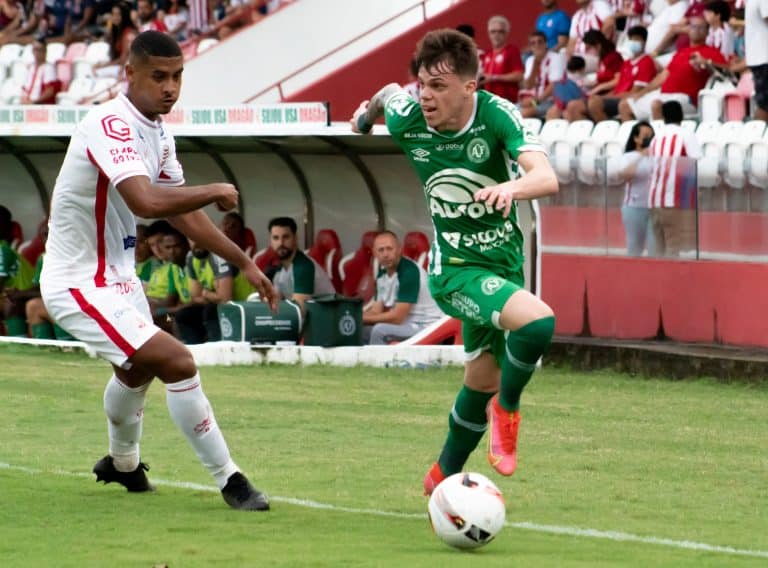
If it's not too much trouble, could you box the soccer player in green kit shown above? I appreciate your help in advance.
[350,29,559,494]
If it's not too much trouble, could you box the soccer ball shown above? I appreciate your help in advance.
[427,472,506,549]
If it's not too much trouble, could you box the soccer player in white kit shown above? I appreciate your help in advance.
[40,31,277,511]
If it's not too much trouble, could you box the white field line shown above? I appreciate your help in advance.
[1,462,767,559]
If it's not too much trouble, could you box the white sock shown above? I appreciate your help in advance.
[104,375,149,473]
[166,373,239,489]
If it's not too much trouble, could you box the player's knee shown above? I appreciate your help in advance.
[164,352,197,382]
[507,315,556,363]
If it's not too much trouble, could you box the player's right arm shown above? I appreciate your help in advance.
[350,83,403,134]
[116,176,239,219]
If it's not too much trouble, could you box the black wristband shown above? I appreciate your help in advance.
[357,114,373,134]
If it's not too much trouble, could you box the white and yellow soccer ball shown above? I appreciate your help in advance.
[427,472,506,549]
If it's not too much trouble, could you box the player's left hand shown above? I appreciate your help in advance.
[474,184,515,218]
[243,263,279,312]
[350,100,370,133]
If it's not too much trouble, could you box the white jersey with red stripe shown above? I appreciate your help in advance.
[647,124,702,208]
[569,0,613,53]
[42,93,184,289]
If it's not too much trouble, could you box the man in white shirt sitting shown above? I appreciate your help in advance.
[20,39,60,105]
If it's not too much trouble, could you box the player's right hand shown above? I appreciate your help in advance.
[350,100,370,133]
[212,183,239,211]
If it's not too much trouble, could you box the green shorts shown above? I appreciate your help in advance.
[428,264,525,364]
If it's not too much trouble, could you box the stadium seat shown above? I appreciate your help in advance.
[550,120,593,184]
[577,119,619,185]
[0,43,22,67]
[339,230,377,301]
[253,246,279,272]
[180,40,198,60]
[20,43,35,65]
[681,119,697,133]
[46,42,66,65]
[537,118,569,153]
[56,77,94,105]
[307,228,343,292]
[197,38,219,54]
[747,126,768,189]
[698,89,725,122]
[243,227,257,257]
[523,117,542,136]
[73,41,110,79]
[9,60,27,82]
[696,121,723,188]
[402,230,430,269]
[720,121,763,189]
[0,77,23,104]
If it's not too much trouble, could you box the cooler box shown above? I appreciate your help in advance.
[217,300,301,344]
[303,295,363,346]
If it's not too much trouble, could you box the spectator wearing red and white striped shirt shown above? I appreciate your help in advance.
[647,101,701,257]
[187,0,209,34]
[20,39,60,105]
[567,0,615,60]
[520,30,565,118]
[704,1,735,58]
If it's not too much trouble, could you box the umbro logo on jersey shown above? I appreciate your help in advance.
[411,148,430,162]
[101,115,132,142]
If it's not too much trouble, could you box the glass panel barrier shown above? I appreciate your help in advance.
[539,154,768,262]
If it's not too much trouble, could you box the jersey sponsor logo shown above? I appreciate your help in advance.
[411,148,430,162]
[442,232,462,248]
[123,235,137,250]
[481,277,505,295]
[435,143,463,152]
[425,169,498,220]
[403,132,433,139]
[101,115,132,142]
[467,137,491,163]
[114,280,137,295]
[447,291,483,322]
[462,221,518,252]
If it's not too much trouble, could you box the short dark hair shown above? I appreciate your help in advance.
[566,55,586,72]
[268,216,297,234]
[130,30,182,61]
[146,219,173,238]
[529,30,548,42]
[627,25,648,42]
[704,1,730,22]
[662,100,684,124]
[455,24,475,39]
[415,29,479,80]
[582,29,615,54]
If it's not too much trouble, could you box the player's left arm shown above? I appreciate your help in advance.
[474,152,558,218]
[168,210,277,310]
[350,83,403,134]
[363,302,412,325]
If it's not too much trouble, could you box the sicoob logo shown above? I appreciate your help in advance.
[101,115,132,142]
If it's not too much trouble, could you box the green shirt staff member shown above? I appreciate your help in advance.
[351,29,558,494]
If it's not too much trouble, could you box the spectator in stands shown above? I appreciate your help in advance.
[163,0,189,41]
[93,1,138,78]
[136,0,167,33]
[20,39,61,105]
[138,219,170,284]
[479,15,523,103]
[174,241,238,344]
[0,0,23,43]
[0,205,34,336]
[3,0,42,44]
[704,1,734,58]
[619,121,655,256]
[647,101,701,257]
[620,16,727,120]
[548,55,588,118]
[519,30,566,119]
[582,29,624,93]
[646,0,692,62]
[362,231,443,345]
[145,227,190,329]
[268,216,335,313]
[744,0,768,121]
[567,25,656,120]
[567,0,615,66]
[220,211,256,255]
[536,0,571,51]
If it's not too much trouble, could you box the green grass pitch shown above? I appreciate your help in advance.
[1,344,767,567]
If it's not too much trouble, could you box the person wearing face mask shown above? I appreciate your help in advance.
[619,121,656,257]
[567,26,658,120]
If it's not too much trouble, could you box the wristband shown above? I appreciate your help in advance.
[357,113,373,134]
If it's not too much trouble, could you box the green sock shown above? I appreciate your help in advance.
[31,322,55,339]
[499,316,555,411]
[53,324,75,341]
[5,316,27,337]
[437,386,494,475]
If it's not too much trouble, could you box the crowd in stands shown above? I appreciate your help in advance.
[0,0,288,104]
[456,0,766,123]
[1,204,443,344]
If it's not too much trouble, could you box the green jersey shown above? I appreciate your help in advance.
[0,240,34,290]
[384,89,545,274]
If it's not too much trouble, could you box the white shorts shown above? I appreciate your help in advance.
[628,89,696,121]
[41,277,160,369]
